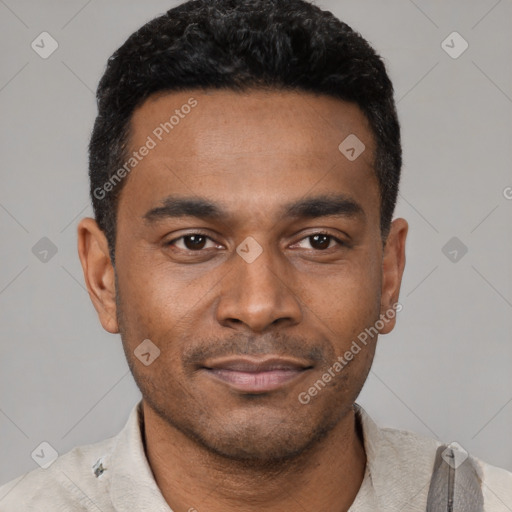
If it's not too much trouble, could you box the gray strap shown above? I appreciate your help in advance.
[426,444,484,511]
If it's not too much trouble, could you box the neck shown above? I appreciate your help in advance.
[142,401,367,512]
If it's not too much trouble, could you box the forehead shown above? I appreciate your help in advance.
[118,88,379,224]
[131,88,374,157]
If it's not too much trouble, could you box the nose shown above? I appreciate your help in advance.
[216,246,303,333]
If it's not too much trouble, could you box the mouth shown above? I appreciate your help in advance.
[201,356,313,394]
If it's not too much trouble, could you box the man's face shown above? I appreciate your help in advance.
[91,89,405,461]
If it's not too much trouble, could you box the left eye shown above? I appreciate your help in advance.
[293,233,343,251]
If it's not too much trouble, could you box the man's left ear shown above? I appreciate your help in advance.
[378,218,408,335]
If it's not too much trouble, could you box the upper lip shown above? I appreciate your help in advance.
[202,356,312,373]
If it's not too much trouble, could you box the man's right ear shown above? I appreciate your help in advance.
[77,218,119,334]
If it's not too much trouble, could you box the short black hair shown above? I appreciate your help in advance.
[89,0,401,264]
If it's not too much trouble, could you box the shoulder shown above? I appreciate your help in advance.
[380,424,512,510]
[0,435,117,512]
[473,456,512,510]
[355,405,512,510]
[379,424,442,460]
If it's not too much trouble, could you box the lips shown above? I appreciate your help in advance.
[201,357,312,393]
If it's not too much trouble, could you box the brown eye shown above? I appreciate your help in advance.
[294,232,344,251]
[167,233,218,251]
[309,234,332,250]
[182,235,207,250]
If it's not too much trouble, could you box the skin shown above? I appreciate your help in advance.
[78,88,408,512]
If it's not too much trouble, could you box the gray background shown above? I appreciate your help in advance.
[1,0,511,487]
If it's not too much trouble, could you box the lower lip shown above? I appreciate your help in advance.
[204,368,307,393]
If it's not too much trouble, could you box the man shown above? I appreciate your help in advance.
[1,0,511,510]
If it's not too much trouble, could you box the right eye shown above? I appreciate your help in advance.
[165,233,223,252]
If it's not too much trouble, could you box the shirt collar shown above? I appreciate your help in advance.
[109,401,172,511]
[353,402,437,510]
[353,402,383,474]
[106,400,433,511]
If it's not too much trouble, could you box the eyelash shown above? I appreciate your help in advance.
[165,231,347,252]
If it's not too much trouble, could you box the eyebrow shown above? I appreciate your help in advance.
[143,194,365,224]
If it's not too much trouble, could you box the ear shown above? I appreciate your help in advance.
[378,217,408,335]
[77,217,119,334]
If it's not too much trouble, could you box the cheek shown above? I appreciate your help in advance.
[115,256,214,364]
[114,260,170,347]
[300,257,381,333]
[115,271,190,395]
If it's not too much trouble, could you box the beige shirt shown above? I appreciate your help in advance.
[1,401,511,511]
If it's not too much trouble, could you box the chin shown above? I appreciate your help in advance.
[141,379,350,465]
[182,408,342,464]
